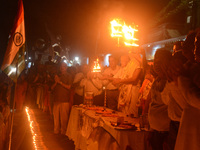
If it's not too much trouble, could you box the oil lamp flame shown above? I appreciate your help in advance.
[110,19,139,47]
[110,19,123,37]
[123,24,139,47]
[92,58,101,72]
[25,107,47,150]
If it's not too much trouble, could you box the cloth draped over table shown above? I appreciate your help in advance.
[66,106,150,150]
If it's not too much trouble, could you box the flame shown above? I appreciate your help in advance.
[92,58,101,72]
[25,107,47,150]
[123,24,139,47]
[110,19,139,47]
[110,19,123,37]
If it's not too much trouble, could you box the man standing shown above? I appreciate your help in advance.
[101,55,120,110]
[113,49,143,117]
[51,62,72,135]
[72,64,89,105]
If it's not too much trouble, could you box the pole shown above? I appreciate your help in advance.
[83,85,85,105]
[8,53,19,150]
[104,87,107,107]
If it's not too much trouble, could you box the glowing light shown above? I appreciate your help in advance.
[25,107,47,150]
[52,43,59,47]
[8,60,26,76]
[75,57,79,61]
[123,24,139,47]
[124,42,139,47]
[28,62,32,68]
[63,59,67,64]
[92,58,101,72]
[104,54,111,66]
[110,19,123,37]
[151,45,162,59]
[86,58,89,65]
[8,67,16,76]
[110,19,139,47]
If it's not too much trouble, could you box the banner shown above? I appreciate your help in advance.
[1,0,25,82]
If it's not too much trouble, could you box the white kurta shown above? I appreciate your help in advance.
[174,76,200,150]
[102,65,121,90]
[161,81,184,122]
[148,78,170,131]
[175,106,200,150]
[80,75,103,97]
[118,55,142,116]
[73,72,85,96]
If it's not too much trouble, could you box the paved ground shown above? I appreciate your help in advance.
[11,108,75,150]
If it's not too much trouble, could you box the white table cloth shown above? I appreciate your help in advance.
[66,106,149,150]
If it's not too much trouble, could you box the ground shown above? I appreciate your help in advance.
[11,108,75,150]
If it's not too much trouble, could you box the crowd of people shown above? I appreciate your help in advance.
[0,28,200,150]
[148,28,200,150]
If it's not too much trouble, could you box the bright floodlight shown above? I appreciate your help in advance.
[63,60,67,64]
[152,45,162,58]
[28,62,32,68]
[8,67,16,76]
[104,54,111,66]
[75,57,79,61]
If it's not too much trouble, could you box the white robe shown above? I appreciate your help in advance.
[118,56,142,116]
[174,76,200,150]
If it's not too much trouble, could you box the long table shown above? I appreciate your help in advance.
[66,106,150,150]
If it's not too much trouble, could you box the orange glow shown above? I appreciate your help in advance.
[25,107,47,150]
[92,58,101,72]
[123,24,139,47]
[110,19,139,47]
[110,19,123,38]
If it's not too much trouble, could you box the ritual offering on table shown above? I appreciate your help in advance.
[110,121,137,130]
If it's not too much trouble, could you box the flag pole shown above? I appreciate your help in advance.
[8,53,19,150]
[1,0,25,148]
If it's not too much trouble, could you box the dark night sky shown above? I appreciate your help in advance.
[0,0,170,62]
